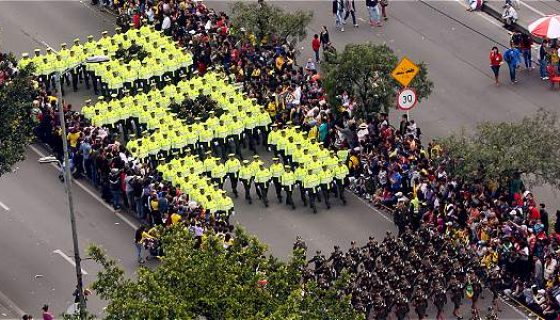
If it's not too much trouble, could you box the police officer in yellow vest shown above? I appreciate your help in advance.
[210,158,227,189]
[294,162,307,206]
[319,164,333,210]
[267,124,280,157]
[254,163,272,207]
[213,118,229,159]
[334,160,349,205]
[303,168,320,214]
[270,157,284,203]
[281,165,296,210]
[217,191,234,224]
[239,160,254,204]
[225,154,241,198]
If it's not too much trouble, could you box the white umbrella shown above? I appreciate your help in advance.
[528,15,560,39]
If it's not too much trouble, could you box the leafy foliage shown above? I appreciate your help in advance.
[230,1,313,45]
[322,43,433,118]
[439,110,560,188]
[0,64,38,177]
[88,226,363,320]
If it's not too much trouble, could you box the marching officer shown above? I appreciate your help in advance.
[203,151,217,176]
[270,157,284,203]
[303,168,320,214]
[281,165,296,210]
[334,160,349,205]
[254,163,272,207]
[239,160,254,204]
[225,154,241,198]
[319,164,333,209]
[214,118,229,159]
[243,110,257,153]
[267,124,280,157]
[295,162,307,206]
[210,158,226,189]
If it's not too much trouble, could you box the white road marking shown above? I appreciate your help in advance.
[29,145,138,230]
[0,201,10,211]
[53,249,88,275]
[350,193,393,223]
[454,0,504,28]
[519,0,546,17]
[0,287,25,318]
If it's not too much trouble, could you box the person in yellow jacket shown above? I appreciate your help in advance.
[334,160,349,205]
[269,157,284,203]
[254,163,272,207]
[225,154,241,198]
[319,165,333,210]
[198,123,214,157]
[267,124,280,157]
[239,160,254,204]
[210,158,227,189]
[213,118,229,159]
[303,169,320,214]
[294,162,307,206]
[256,106,272,145]
[281,165,296,210]
[203,151,217,175]
[217,191,234,224]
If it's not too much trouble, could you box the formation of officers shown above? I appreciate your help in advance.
[297,226,501,320]
[77,68,349,215]
[18,25,191,96]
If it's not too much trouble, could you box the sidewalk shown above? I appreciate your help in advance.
[482,0,560,34]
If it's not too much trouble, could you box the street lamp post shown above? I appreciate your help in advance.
[39,56,109,318]
[53,71,87,319]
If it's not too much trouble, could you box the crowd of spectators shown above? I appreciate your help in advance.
[344,111,560,318]
[21,0,560,318]
[0,52,18,87]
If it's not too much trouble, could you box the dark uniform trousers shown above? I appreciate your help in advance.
[228,173,239,197]
[256,181,269,206]
[272,177,283,202]
[284,185,295,209]
[240,178,252,202]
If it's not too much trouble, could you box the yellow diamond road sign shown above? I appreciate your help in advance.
[391,56,420,87]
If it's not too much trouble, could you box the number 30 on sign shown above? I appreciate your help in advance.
[397,88,417,111]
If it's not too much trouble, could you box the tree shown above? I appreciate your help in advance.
[439,109,560,188]
[322,43,433,117]
[230,1,313,45]
[87,226,363,320]
[0,58,38,177]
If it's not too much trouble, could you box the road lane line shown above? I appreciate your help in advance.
[350,193,393,223]
[519,0,546,17]
[0,200,10,211]
[29,145,138,230]
[53,249,88,275]
[453,0,504,28]
[0,288,25,318]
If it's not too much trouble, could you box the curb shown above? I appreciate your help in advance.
[481,2,529,34]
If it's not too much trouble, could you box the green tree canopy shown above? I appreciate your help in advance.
[439,110,560,188]
[88,226,362,320]
[0,59,38,177]
[322,43,433,117]
[230,1,313,45]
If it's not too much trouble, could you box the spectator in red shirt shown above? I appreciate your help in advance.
[489,46,503,86]
[312,34,321,63]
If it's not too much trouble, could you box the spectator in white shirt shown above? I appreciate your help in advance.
[162,14,172,36]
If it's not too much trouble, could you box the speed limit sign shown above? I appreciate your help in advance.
[396,88,417,111]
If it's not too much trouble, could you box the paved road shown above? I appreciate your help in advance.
[0,1,553,319]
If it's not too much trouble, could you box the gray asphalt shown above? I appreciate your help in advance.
[0,0,555,319]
